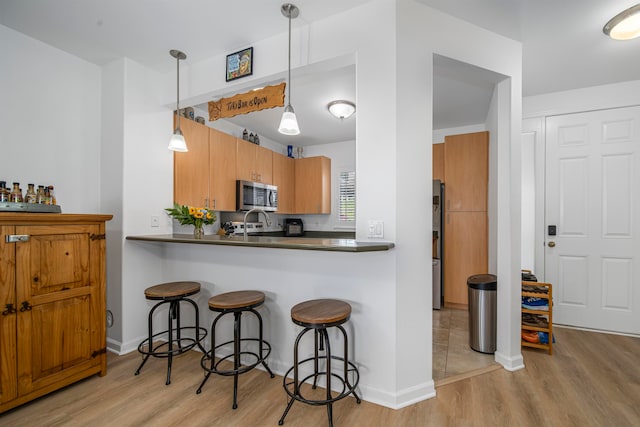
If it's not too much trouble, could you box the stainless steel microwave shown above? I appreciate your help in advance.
[236,180,278,211]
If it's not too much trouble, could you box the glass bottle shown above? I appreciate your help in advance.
[10,182,23,203]
[44,186,51,205]
[48,185,57,205]
[25,183,37,203]
[0,181,8,202]
[37,185,46,204]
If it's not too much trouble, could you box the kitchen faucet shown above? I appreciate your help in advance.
[243,208,271,239]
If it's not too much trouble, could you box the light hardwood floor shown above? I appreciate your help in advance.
[1,327,639,426]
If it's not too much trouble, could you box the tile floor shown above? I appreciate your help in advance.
[432,307,496,381]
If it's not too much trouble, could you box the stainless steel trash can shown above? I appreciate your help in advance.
[467,274,497,353]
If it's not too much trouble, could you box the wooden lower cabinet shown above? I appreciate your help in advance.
[443,211,488,308]
[0,213,111,413]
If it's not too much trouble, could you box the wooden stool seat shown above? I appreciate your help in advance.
[291,299,351,328]
[144,281,201,300]
[208,290,265,310]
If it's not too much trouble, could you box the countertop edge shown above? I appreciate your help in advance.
[126,234,394,253]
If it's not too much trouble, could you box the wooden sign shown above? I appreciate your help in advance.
[208,82,285,121]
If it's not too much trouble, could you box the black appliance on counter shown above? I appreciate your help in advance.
[284,218,304,237]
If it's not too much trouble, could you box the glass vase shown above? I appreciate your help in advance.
[193,225,204,239]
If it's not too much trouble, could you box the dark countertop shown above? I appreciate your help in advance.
[126,233,394,252]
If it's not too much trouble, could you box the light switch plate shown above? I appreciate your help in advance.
[367,220,384,238]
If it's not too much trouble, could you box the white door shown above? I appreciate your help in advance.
[545,106,640,334]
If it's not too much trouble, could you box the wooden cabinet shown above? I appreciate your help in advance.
[173,117,237,211]
[294,156,331,214]
[272,152,295,214]
[236,138,273,184]
[444,131,488,212]
[0,213,111,413]
[433,143,445,181]
[442,131,489,308]
[443,211,488,308]
[173,117,209,207]
[521,281,553,355]
[209,128,237,211]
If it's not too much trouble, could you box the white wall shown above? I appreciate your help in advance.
[0,24,102,213]
[1,0,525,409]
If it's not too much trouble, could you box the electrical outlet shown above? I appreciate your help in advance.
[367,220,384,238]
[151,215,160,227]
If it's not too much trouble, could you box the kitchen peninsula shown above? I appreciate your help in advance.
[126,233,394,252]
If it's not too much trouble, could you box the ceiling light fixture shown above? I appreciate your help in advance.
[603,3,640,40]
[328,100,356,119]
[278,3,300,136]
[168,49,188,152]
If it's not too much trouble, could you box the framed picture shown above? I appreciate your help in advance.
[226,47,253,82]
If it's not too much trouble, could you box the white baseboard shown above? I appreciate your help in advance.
[494,350,524,371]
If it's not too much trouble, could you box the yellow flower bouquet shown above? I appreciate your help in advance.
[165,203,216,238]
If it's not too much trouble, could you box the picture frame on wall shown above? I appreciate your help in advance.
[226,47,253,82]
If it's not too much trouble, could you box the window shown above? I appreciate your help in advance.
[339,171,356,222]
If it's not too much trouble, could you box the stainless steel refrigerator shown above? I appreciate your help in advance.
[433,180,444,309]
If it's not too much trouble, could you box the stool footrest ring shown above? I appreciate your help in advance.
[137,326,208,357]
[282,355,360,405]
[200,338,272,376]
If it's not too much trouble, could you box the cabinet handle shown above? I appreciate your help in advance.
[19,301,32,312]
[2,304,17,315]
[205,198,209,209]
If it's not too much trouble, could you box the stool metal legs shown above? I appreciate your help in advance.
[279,325,361,426]
[135,297,206,385]
[197,307,274,409]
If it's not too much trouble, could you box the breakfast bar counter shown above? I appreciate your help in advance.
[126,233,394,252]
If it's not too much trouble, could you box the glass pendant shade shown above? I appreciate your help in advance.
[168,129,188,152]
[278,104,300,135]
[604,4,640,40]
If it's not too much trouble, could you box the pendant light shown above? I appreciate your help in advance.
[168,49,188,152]
[278,3,300,135]
[603,3,640,40]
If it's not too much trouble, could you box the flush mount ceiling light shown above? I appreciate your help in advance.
[327,100,356,119]
[278,3,300,136]
[168,49,188,152]
[603,3,640,40]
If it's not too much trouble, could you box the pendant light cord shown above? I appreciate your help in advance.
[176,54,181,131]
[287,7,292,105]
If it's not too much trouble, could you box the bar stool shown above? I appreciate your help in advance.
[197,290,274,409]
[134,281,207,385]
[279,299,361,427]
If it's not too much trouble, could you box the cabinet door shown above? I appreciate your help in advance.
[272,152,295,213]
[236,138,256,182]
[294,156,331,214]
[0,226,17,404]
[209,128,237,211]
[174,117,210,207]
[444,131,488,211]
[15,224,103,396]
[255,145,273,184]
[443,211,488,308]
[433,143,445,181]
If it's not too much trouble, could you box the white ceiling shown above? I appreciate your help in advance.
[2,0,640,145]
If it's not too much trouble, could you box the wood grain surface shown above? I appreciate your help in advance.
[1,326,638,426]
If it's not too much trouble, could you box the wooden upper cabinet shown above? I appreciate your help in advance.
[294,156,331,214]
[209,128,237,211]
[173,117,209,207]
[444,131,488,212]
[236,138,273,184]
[272,152,295,214]
[433,143,445,181]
